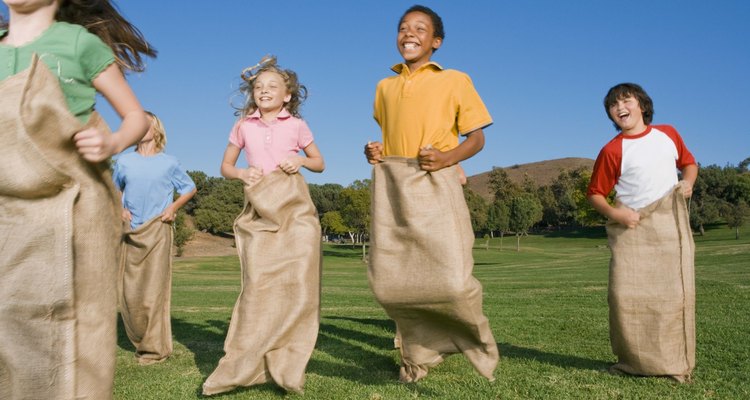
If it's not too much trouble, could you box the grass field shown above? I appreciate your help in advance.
[114,224,750,399]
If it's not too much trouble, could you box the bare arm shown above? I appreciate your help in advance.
[161,187,197,223]
[588,193,640,228]
[220,143,263,186]
[74,64,149,162]
[418,129,485,172]
[680,164,699,198]
[280,142,325,174]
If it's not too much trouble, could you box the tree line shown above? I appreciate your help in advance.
[172,157,750,254]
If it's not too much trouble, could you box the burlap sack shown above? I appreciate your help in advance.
[119,215,174,364]
[607,182,695,380]
[203,170,321,395]
[368,157,499,383]
[0,57,120,398]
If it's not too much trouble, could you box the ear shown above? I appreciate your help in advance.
[284,93,292,103]
[432,37,443,51]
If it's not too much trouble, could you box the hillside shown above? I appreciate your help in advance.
[466,157,595,200]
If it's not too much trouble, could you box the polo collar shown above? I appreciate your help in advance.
[246,108,292,120]
[391,61,443,75]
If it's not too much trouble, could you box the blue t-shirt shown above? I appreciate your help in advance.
[113,152,196,229]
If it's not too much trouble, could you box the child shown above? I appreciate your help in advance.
[113,111,196,366]
[364,5,499,383]
[202,56,324,396]
[0,1,154,398]
[588,83,698,382]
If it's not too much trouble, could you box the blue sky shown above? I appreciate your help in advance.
[3,1,748,185]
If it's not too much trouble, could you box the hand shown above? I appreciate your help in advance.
[418,145,450,172]
[160,205,178,223]
[279,156,304,174]
[679,180,694,198]
[121,208,132,223]
[238,166,263,187]
[456,163,467,185]
[364,141,384,164]
[73,127,117,162]
[612,207,640,229]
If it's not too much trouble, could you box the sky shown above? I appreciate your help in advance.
[3,0,748,185]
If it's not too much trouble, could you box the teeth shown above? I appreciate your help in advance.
[404,43,418,49]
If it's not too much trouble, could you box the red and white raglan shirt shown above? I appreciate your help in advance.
[587,125,696,210]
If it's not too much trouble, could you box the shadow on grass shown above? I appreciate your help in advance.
[310,317,399,383]
[499,342,609,371]
[322,246,364,259]
[116,315,135,352]
[171,317,230,377]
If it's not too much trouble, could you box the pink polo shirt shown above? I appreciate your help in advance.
[228,109,315,175]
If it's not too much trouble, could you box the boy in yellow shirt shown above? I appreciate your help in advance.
[364,4,499,383]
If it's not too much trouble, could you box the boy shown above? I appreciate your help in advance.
[364,5,499,383]
[588,83,698,382]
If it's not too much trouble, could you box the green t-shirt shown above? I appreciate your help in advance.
[0,21,115,122]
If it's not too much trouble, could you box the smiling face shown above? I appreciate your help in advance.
[608,95,647,135]
[397,11,442,71]
[252,71,291,118]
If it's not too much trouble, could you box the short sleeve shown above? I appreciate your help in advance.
[455,73,493,135]
[228,120,245,149]
[112,159,125,191]
[77,29,116,81]
[297,120,314,149]
[587,140,621,198]
[654,124,696,169]
[170,159,197,195]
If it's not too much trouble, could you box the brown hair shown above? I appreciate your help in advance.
[56,0,157,72]
[603,82,654,129]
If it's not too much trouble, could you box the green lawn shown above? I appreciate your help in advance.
[114,224,750,399]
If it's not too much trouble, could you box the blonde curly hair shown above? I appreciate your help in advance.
[236,56,307,118]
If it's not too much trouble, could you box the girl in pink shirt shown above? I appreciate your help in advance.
[204,56,324,396]
[220,56,324,182]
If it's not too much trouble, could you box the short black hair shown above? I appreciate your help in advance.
[603,82,654,129]
[400,5,445,40]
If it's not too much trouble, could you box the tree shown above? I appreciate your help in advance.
[193,179,244,234]
[488,167,520,204]
[339,180,371,260]
[509,193,542,251]
[173,210,194,257]
[486,199,509,249]
[464,187,488,235]
[722,200,749,240]
[320,211,348,238]
[309,183,344,217]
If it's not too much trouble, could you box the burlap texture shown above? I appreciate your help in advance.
[0,57,120,398]
[606,183,695,379]
[119,215,174,364]
[368,157,499,382]
[203,170,321,395]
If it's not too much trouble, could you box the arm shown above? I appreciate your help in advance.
[160,187,197,223]
[418,128,485,172]
[679,164,698,198]
[116,190,132,223]
[279,142,325,174]
[74,63,149,162]
[588,194,640,228]
[220,143,263,186]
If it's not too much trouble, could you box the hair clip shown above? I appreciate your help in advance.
[241,55,277,82]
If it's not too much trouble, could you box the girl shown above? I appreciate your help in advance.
[113,111,196,366]
[202,57,324,396]
[0,1,154,398]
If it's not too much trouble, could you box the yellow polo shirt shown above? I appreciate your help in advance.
[373,61,492,157]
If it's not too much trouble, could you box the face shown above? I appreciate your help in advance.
[608,95,646,134]
[397,11,442,71]
[2,0,57,14]
[252,71,291,115]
